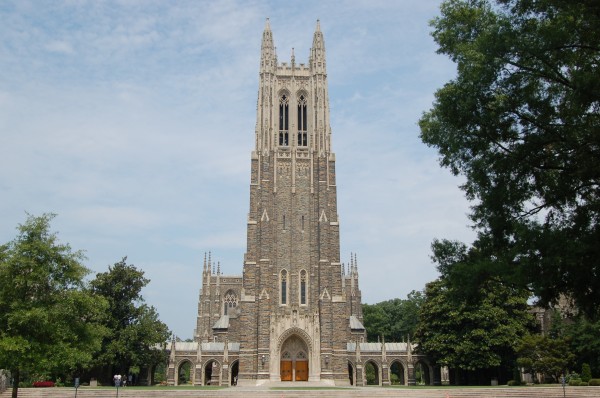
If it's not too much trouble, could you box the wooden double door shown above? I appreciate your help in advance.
[280,335,309,382]
[280,360,308,381]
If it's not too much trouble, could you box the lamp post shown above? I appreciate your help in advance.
[74,377,79,398]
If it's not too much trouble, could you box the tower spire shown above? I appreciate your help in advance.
[260,18,275,73]
[311,19,326,74]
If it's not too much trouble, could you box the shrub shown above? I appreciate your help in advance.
[32,381,55,388]
[588,379,600,386]
[507,380,521,386]
[569,379,582,386]
[581,363,592,382]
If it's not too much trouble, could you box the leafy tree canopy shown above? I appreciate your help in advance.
[90,258,170,378]
[362,291,424,342]
[550,310,600,376]
[0,214,107,398]
[415,266,535,372]
[516,333,574,382]
[420,0,600,319]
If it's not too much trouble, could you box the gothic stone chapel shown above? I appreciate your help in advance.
[163,20,434,387]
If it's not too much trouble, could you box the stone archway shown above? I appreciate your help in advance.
[230,360,239,386]
[390,360,406,385]
[364,360,380,386]
[280,334,309,382]
[176,360,193,386]
[203,359,220,386]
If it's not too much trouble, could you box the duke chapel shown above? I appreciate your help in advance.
[158,20,437,387]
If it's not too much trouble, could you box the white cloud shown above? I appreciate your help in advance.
[45,40,74,54]
[0,0,474,338]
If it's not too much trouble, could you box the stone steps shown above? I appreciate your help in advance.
[1,386,596,398]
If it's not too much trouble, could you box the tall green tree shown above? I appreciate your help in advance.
[415,240,535,384]
[0,214,107,398]
[516,334,574,382]
[550,310,600,376]
[415,276,534,383]
[362,291,424,342]
[419,0,600,319]
[90,258,169,382]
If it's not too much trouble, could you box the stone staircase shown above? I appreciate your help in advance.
[0,386,597,398]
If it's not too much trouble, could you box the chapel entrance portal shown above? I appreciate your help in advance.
[280,335,309,381]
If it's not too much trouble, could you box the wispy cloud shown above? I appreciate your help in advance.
[0,0,473,337]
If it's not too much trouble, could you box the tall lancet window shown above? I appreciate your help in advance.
[279,95,289,146]
[297,95,308,146]
[300,270,307,305]
[223,290,238,315]
[280,269,288,305]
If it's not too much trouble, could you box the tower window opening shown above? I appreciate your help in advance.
[223,291,238,315]
[283,214,286,230]
[281,270,288,305]
[279,95,289,146]
[300,270,307,305]
[297,95,307,146]
[301,215,305,231]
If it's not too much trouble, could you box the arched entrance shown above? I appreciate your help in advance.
[348,362,354,386]
[176,360,192,386]
[204,360,219,385]
[390,361,405,385]
[365,360,380,386]
[280,335,309,381]
[230,360,239,386]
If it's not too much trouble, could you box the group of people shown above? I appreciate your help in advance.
[113,374,132,387]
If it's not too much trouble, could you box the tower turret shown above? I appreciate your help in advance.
[260,18,276,73]
[310,20,326,74]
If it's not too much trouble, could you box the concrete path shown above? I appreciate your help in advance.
[1,385,596,398]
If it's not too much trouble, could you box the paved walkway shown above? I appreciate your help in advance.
[1,385,597,398]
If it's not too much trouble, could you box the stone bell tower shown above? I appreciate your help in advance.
[169,20,432,388]
[236,19,358,385]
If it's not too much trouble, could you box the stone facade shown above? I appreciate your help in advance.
[162,20,437,387]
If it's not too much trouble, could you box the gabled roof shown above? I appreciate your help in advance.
[212,315,230,330]
[349,315,365,331]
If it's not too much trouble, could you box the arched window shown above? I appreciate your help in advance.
[300,270,307,305]
[280,270,288,305]
[223,290,238,315]
[279,95,289,146]
[297,94,307,146]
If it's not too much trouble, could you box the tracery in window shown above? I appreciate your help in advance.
[223,290,238,315]
[300,269,307,305]
[279,95,289,146]
[297,94,307,146]
[280,269,288,305]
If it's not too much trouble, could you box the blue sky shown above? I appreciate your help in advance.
[0,0,475,338]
